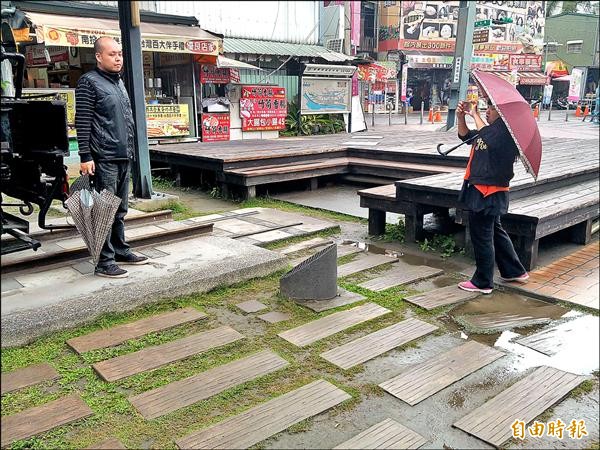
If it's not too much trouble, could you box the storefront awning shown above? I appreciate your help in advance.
[217,55,262,70]
[223,37,353,62]
[25,11,222,56]
[492,71,547,86]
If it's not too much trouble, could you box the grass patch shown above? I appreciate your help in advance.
[569,379,597,400]
[264,228,339,251]
[240,197,366,224]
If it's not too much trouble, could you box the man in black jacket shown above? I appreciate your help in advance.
[75,37,148,278]
[456,99,528,294]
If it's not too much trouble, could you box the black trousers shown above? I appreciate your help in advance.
[468,212,526,289]
[94,160,131,268]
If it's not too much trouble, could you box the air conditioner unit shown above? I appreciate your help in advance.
[326,38,344,53]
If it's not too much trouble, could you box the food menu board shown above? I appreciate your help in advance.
[201,113,230,142]
[240,85,287,132]
[146,104,190,138]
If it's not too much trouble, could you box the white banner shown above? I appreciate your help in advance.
[568,68,584,102]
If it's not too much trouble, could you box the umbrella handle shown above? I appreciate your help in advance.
[437,134,479,156]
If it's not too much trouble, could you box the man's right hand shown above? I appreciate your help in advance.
[456,101,468,118]
[80,161,95,176]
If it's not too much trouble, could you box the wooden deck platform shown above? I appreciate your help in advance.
[359,138,600,270]
[150,129,468,199]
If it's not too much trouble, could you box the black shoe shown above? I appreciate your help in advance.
[95,264,128,278]
[115,253,149,265]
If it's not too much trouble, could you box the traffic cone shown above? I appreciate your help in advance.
[575,104,582,117]
[533,105,539,119]
[428,108,433,123]
[434,108,442,122]
[583,105,590,116]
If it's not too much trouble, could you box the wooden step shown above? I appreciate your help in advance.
[337,244,365,258]
[404,285,480,310]
[66,307,207,354]
[333,418,427,449]
[453,366,588,448]
[93,326,244,382]
[1,394,93,448]
[1,363,59,395]
[338,254,399,278]
[175,379,351,449]
[457,312,552,333]
[358,265,444,292]
[379,341,505,406]
[129,350,289,419]
[278,302,390,348]
[226,157,350,177]
[320,318,438,370]
[278,237,333,255]
[348,157,462,175]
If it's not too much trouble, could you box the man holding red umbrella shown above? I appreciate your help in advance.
[455,98,529,294]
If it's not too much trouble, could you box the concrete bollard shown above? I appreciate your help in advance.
[404,104,408,125]
[565,103,569,122]
[420,102,424,125]
[548,102,552,121]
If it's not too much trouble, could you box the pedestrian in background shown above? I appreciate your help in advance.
[75,37,149,278]
[455,99,529,294]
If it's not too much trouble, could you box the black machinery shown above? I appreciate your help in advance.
[1,26,73,255]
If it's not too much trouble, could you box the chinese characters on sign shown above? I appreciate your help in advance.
[200,65,231,84]
[146,104,190,138]
[240,85,287,132]
[508,54,542,71]
[512,419,588,440]
[201,113,230,142]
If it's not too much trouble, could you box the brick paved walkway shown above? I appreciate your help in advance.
[501,242,599,310]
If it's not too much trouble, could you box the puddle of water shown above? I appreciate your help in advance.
[342,241,403,258]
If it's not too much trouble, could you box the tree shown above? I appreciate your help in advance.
[545,1,598,17]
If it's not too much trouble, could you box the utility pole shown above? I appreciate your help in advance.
[445,1,476,131]
[118,1,153,198]
[343,1,352,56]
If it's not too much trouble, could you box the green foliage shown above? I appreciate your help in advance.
[384,219,405,242]
[151,175,176,191]
[419,234,462,258]
[281,101,345,136]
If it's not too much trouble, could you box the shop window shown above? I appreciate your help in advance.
[545,43,558,54]
[567,41,583,54]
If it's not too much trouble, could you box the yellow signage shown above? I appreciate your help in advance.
[41,26,220,55]
[22,88,76,138]
[146,104,190,137]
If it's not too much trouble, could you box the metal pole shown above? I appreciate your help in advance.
[420,101,424,124]
[404,103,408,124]
[565,103,569,121]
[446,1,476,130]
[388,104,392,125]
[547,101,552,121]
[118,1,153,198]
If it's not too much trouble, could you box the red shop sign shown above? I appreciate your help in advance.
[508,54,542,72]
[201,113,230,142]
[186,40,217,54]
[200,65,230,84]
[240,85,287,132]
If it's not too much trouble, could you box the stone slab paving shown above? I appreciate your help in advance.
[278,237,333,255]
[404,285,480,310]
[358,265,444,292]
[235,300,268,313]
[453,366,588,448]
[175,379,351,449]
[338,254,399,278]
[332,418,427,449]
[380,341,505,406]
[294,288,366,312]
[93,326,244,382]
[1,394,93,448]
[457,312,552,333]
[278,303,391,348]
[66,307,207,354]
[500,242,599,310]
[257,311,292,323]
[336,244,365,258]
[321,318,438,370]
[129,350,289,419]
[1,363,59,395]
[514,314,599,356]
[86,438,126,449]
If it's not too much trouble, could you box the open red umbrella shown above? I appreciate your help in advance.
[471,69,542,179]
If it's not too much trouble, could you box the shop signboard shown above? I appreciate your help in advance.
[200,65,231,84]
[201,113,230,142]
[146,104,190,138]
[508,54,542,71]
[24,44,50,67]
[472,28,489,44]
[401,64,408,101]
[357,63,396,83]
[300,78,352,114]
[407,55,453,69]
[22,88,76,138]
[240,85,287,131]
[471,53,510,71]
[40,26,220,55]
[473,43,523,54]
[568,68,585,102]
